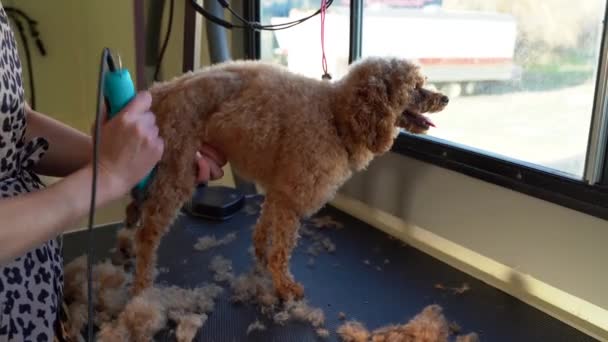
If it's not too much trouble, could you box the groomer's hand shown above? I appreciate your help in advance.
[195,145,226,183]
[96,91,164,198]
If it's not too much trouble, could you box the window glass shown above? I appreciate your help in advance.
[261,0,351,79]
[361,0,606,177]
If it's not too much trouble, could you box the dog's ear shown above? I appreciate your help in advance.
[352,75,397,154]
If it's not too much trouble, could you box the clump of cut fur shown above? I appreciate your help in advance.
[337,321,371,342]
[194,232,237,251]
[208,260,328,335]
[209,255,235,283]
[97,284,222,342]
[300,224,336,257]
[169,312,207,342]
[317,328,331,338]
[63,255,131,337]
[246,320,267,334]
[97,294,166,342]
[336,305,478,342]
[456,333,480,342]
[64,254,222,341]
[309,215,344,229]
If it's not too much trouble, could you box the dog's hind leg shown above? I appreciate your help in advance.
[131,180,195,294]
[131,147,198,295]
[110,201,141,267]
[259,192,304,301]
[252,199,274,267]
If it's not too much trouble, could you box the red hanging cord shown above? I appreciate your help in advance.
[320,0,331,80]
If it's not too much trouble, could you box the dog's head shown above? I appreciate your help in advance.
[373,57,448,134]
[397,80,449,134]
[338,57,449,154]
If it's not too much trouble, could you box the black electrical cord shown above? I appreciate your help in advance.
[85,47,110,342]
[189,0,334,31]
[154,0,174,81]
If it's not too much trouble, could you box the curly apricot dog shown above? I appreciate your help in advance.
[121,56,449,301]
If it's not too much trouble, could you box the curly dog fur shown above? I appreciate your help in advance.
[121,56,448,300]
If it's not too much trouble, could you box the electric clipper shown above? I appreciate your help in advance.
[103,49,155,201]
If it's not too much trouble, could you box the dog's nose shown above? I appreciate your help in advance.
[441,96,449,104]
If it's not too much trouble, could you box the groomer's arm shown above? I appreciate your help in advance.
[23,104,226,180]
[0,92,162,265]
[23,103,93,177]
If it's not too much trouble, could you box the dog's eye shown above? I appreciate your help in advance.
[417,88,428,99]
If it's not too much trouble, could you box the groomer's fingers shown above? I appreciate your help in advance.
[195,151,211,183]
[206,156,224,180]
[199,144,227,167]
[138,111,157,131]
[119,91,152,122]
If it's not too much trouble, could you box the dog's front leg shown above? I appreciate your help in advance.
[260,192,305,301]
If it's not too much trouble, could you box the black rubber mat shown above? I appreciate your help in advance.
[63,195,598,342]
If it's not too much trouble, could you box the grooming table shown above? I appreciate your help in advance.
[63,195,598,342]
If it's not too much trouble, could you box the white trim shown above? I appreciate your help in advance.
[584,14,608,184]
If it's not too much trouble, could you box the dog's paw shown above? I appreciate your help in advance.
[277,281,305,301]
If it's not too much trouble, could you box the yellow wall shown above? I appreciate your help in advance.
[3,0,137,132]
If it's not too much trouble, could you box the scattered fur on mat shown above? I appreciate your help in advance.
[63,254,222,342]
[208,259,328,337]
[272,299,325,328]
[97,284,222,342]
[309,215,344,229]
[119,56,449,301]
[317,328,331,338]
[209,255,235,283]
[63,255,131,338]
[246,320,267,334]
[338,321,371,342]
[194,232,237,251]
[455,333,480,342]
[306,236,336,256]
[300,224,336,257]
[243,203,260,216]
[434,283,471,295]
[169,312,207,342]
[336,305,478,342]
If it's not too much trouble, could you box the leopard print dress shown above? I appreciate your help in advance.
[0,4,67,341]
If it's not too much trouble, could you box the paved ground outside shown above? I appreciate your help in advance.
[427,80,597,177]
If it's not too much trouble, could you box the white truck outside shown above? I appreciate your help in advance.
[270,6,520,97]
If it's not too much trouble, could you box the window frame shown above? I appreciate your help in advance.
[248,0,608,220]
[357,0,608,220]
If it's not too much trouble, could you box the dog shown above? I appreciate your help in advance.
[118,56,449,301]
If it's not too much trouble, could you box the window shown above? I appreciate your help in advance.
[361,0,607,179]
[260,0,351,78]
[255,0,608,219]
